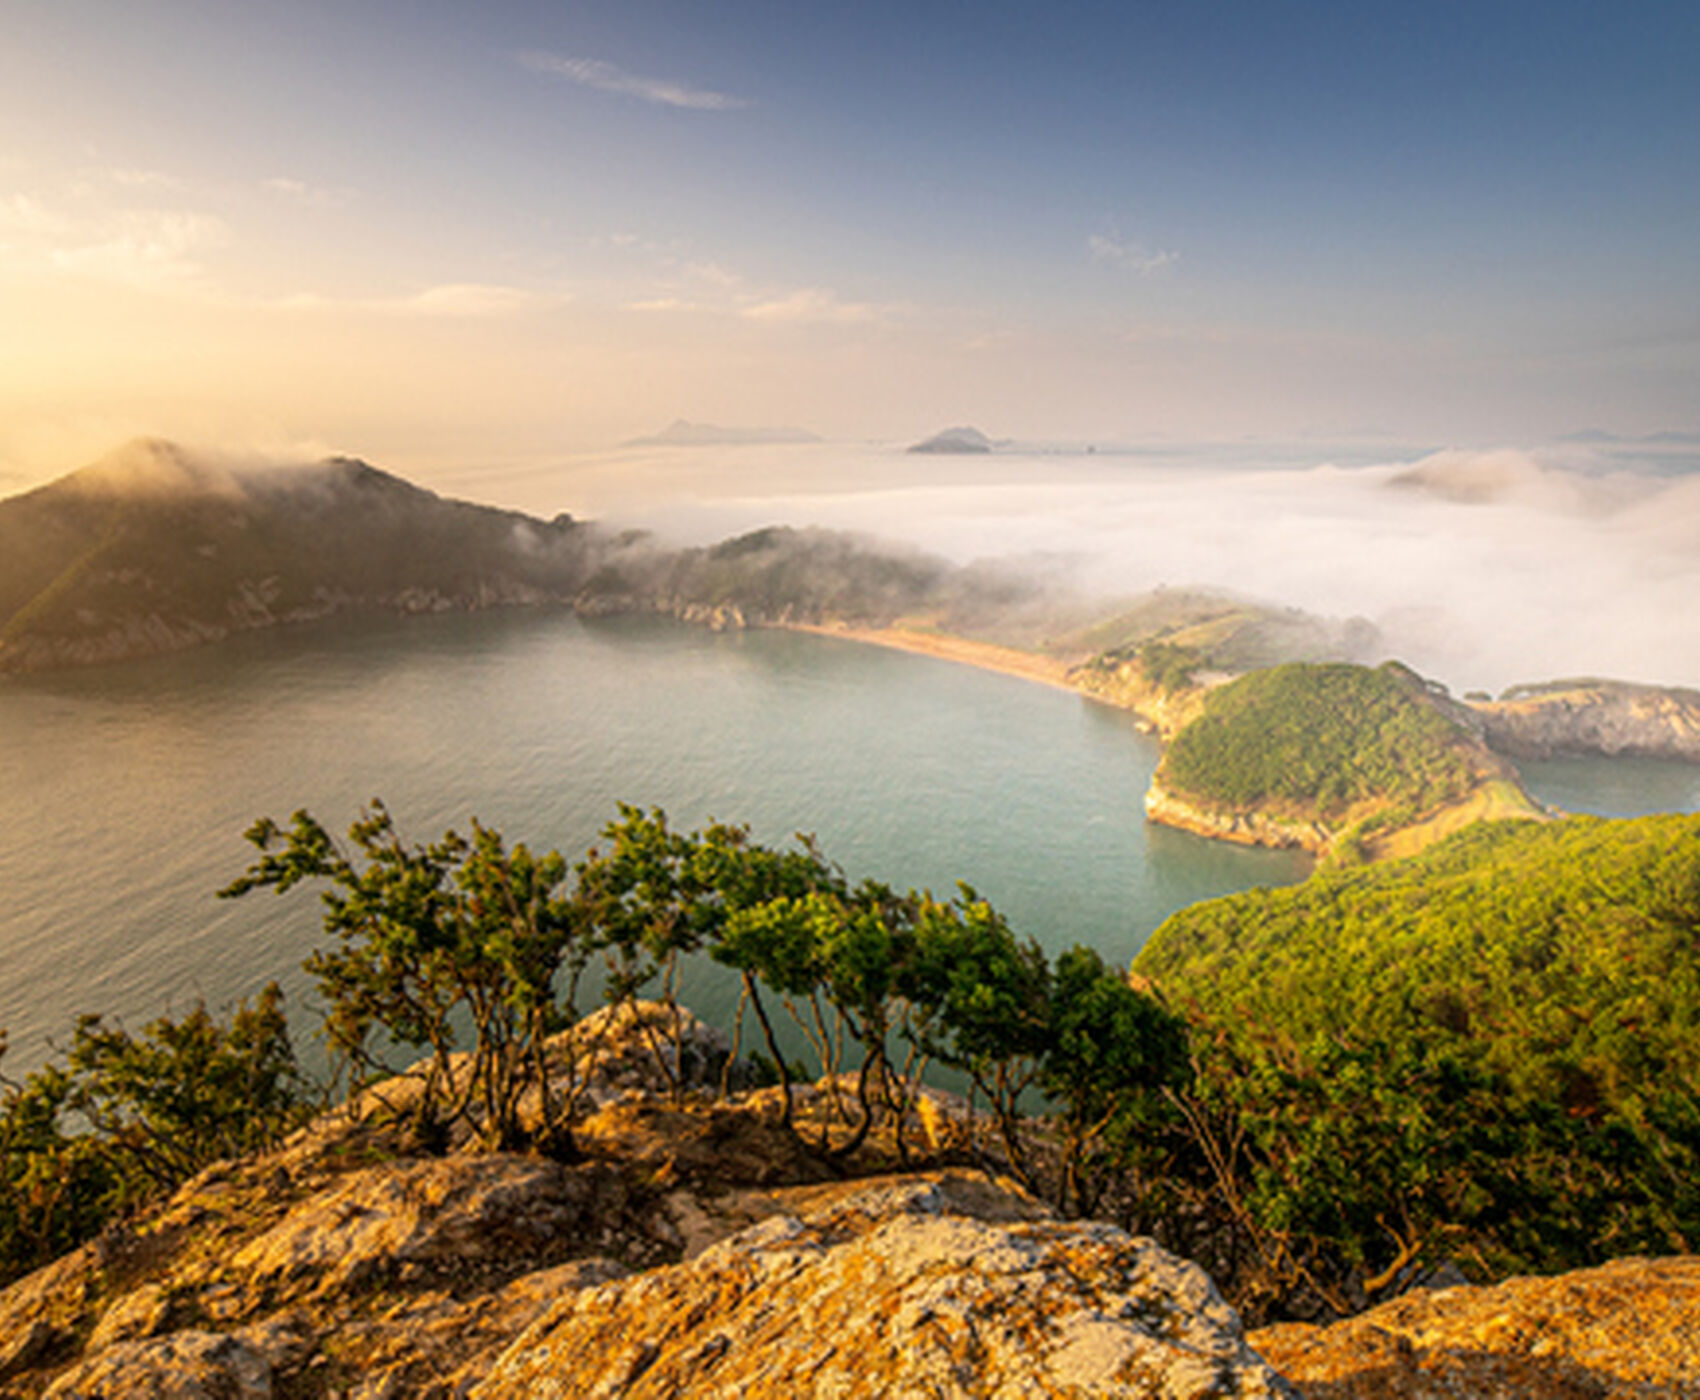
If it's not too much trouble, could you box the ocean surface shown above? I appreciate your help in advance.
[1,610,1695,1076]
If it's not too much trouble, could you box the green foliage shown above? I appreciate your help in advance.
[1135,641,1204,693]
[1040,947,1191,1216]
[1159,661,1477,820]
[1138,814,1700,1311]
[66,984,306,1193]
[0,989,306,1288]
[658,526,948,624]
[222,803,588,1153]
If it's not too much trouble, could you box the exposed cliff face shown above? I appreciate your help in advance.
[1067,659,1217,739]
[1251,1255,1700,1398]
[1143,777,1331,853]
[1469,680,1700,762]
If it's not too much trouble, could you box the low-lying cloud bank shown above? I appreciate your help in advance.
[484,438,1700,695]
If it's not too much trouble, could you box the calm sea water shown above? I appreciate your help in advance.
[0,611,1693,1075]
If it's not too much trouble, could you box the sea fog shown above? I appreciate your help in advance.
[437,435,1700,696]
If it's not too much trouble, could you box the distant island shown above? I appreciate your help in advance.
[906,425,993,454]
[622,419,822,447]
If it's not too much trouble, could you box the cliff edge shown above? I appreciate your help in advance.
[0,1015,1293,1400]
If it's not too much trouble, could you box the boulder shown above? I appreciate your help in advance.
[1251,1254,1700,1398]
[476,1176,1295,1398]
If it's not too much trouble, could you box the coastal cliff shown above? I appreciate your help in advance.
[1144,777,1331,853]
[1468,678,1700,762]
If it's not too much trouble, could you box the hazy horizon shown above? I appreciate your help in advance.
[3,2,1698,487]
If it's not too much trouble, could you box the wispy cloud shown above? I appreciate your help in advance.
[263,176,345,207]
[47,209,228,289]
[518,51,748,111]
[740,287,885,324]
[1088,232,1179,275]
[627,297,702,313]
[0,193,76,239]
[106,168,182,191]
[0,185,228,290]
[270,282,541,318]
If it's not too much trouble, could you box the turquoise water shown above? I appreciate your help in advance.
[3,612,1694,1078]
[1515,753,1700,819]
[0,612,1307,1073]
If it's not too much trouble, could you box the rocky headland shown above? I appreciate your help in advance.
[1131,662,1549,862]
[0,1002,1301,1399]
[4,997,1693,1398]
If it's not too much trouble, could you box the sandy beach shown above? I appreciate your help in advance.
[785,622,1080,694]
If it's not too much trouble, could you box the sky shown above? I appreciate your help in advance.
[2,0,1698,492]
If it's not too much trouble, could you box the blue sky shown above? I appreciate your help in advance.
[2,0,1696,482]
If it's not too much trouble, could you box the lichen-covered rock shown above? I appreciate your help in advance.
[85,1282,171,1353]
[563,1000,742,1107]
[475,1177,1296,1399]
[43,1329,272,1399]
[1250,1255,1700,1398]
[226,1155,610,1300]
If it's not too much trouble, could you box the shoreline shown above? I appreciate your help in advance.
[783,621,1081,695]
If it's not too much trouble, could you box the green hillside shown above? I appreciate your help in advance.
[1158,660,1480,820]
[1137,814,1700,1286]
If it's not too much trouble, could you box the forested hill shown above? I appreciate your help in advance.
[0,439,615,672]
[1142,660,1546,859]
[1134,813,1700,1282]
[0,441,980,674]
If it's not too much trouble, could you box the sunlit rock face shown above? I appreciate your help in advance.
[1251,1256,1700,1399]
[476,1176,1297,1400]
[1469,680,1700,762]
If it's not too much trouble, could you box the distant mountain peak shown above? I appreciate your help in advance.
[907,426,993,455]
[623,420,821,447]
[62,438,243,499]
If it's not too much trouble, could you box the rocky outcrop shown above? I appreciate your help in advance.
[1250,1254,1700,1398]
[477,1176,1297,1399]
[3,994,1698,1397]
[1143,777,1332,854]
[0,1145,1290,1397]
[1469,680,1700,762]
[2,999,1297,1397]
[1067,660,1216,739]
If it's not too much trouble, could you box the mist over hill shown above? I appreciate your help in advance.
[0,439,1387,679]
[538,437,1700,694]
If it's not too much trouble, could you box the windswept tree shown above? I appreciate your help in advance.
[1040,946,1190,1217]
[0,989,307,1288]
[903,889,1053,1187]
[221,802,590,1154]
